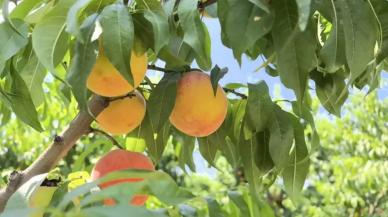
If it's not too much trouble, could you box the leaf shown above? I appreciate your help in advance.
[206,198,225,217]
[0,19,29,72]
[311,70,348,116]
[81,205,168,217]
[10,0,45,19]
[178,0,212,70]
[319,0,347,73]
[67,14,98,111]
[32,0,75,78]
[218,0,274,62]
[337,0,379,83]
[248,0,270,13]
[239,131,262,202]
[370,0,388,64]
[4,173,48,211]
[291,101,320,150]
[59,170,193,208]
[228,191,251,217]
[135,0,170,54]
[255,130,274,173]
[5,62,43,131]
[245,81,273,137]
[282,114,310,202]
[268,105,294,168]
[210,65,228,96]
[19,47,47,107]
[198,137,218,167]
[179,204,198,217]
[271,0,317,102]
[99,3,134,85]
[66,0,93,40]
[296,0,312,30]
[147,73,180,132]
[174,131,196,172]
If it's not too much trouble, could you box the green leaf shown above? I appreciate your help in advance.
[32,0,75,78]
[248,0,270,13]
[337,0,379,83]
[147,73,180,132]
[135,0,170,54]
[296,0,312,30]
[3,173,48,211]
[311,70,348,116]
[206,198,225,217]
[4,62,43,131]
[19,46,47,107]
[239,132,262,200]
[319,0,347,73]
[59,170,193,208]
[10,0,45,19]
[282,114,310,202]
[99,3,134,85]
[210,65,228,96]
[218,0,274,62]
[268,106,294,168]
[228,191,251,217]
[272,0,317,102]
[370,0,388,64]
[174,132,196,172]
[81,205,168,217]
[245,81,273,137]
[67,14,98,111]
[198,137,218,167]
[66,0,93,40]
[255,130,274,173]
[0,19,29,72]
[178,0,212,70]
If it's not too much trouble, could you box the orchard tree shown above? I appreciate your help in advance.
[0,0,387,216]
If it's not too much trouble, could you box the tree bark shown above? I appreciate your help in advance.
[0,95,108,213]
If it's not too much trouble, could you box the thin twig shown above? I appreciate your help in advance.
[223,88,248,99]
[198,0,218,9]
[147,65,179,73]
[108,93,136,102]
[89,127,125,150]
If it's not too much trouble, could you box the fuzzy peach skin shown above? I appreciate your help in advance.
[169,70,228,137]
[91,149,155,206]
[87,51,147,97]
[96,90,145,135]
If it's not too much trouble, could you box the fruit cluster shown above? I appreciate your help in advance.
[88,43,228,138]
[84,41,228,206]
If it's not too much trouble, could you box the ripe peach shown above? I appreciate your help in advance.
[86,49,148,97]
[91,149,155,206]
[96,90,145,135]
[169,70,228,137]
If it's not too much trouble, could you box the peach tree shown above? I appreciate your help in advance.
[0,0,387,216]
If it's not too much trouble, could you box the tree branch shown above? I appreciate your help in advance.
[198,0,218,9]
[89,127,124,150]
[0,95,108,213]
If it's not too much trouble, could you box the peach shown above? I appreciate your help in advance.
[169,70,228,137]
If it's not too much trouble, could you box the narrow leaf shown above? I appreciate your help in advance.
[67,14,98,111]
[272,0,317,101]
[268,106,294,168]
[178,0,211,70]
[32,0,75,77]
[210,65,228,96]
[99,3,134,85]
